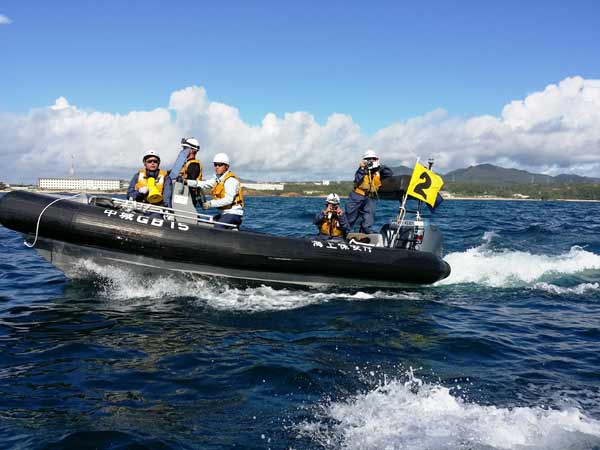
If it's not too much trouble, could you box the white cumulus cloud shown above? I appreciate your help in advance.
[372,76,600,177]
[0,14,12,25]
[0,76,599,184]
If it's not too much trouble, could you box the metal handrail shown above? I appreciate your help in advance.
[91,197,238,229]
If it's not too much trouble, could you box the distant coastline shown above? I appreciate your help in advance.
[2,188,599,203]
[443,195,600,203]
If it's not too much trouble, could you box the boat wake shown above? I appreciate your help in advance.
[71,260,424,312]
[297,370,600,450]
[440,232,600,291]
[533,282,600,295]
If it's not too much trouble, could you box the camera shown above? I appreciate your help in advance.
[326,205,339,219]
[365,160,374,169]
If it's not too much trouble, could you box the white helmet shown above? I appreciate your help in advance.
[326,193,340,205]
[143,150,161,163]
[363,149,378,160]
[213,152,230,165]
[181,137,200,151]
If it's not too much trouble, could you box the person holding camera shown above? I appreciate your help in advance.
[345,149,393,234]
[314,193,349,241]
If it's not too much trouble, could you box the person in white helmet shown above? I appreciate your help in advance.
[314,193,349,241]
[178,137,203,205]
[194,153,244,229]
[127,150,172,209]
[345,149,393,234]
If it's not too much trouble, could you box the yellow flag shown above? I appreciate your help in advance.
[406,162,444,206]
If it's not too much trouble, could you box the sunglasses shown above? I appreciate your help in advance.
[145,159,159,164]
[213,162,226,167]
[364,157,378,161]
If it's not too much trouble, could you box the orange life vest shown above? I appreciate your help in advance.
[134,169,167,203]
[210,171,244,209]
[354,170,382,197]
[178,158,202,181]
[319,216,345,237]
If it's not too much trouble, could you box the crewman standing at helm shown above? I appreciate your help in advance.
[345,149,393,234]
[127,150,173,209]
[178,137,203,205]
[195,153,244,230]
[314,193,349,241]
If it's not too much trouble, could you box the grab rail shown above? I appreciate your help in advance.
[91,197,238,229]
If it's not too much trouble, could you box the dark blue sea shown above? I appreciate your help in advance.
[1,195,600,450]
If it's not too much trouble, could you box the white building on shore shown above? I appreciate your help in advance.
[38,178,121,191]
[243,182,285,191]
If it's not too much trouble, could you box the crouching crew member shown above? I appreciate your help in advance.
[314,193,349,241]
[127,150,172,209]
[195,153,244,230]
[178,137,202,205]
[345,149,393,234]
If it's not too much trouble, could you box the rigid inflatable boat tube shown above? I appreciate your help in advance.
[0,191,451,285]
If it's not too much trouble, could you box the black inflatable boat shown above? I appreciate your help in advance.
[0,177,450,287]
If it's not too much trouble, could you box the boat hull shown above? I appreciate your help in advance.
[0,191,451,287]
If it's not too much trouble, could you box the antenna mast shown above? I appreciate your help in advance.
[69,154,75,178]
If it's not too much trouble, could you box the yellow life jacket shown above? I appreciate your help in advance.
[210,171,244,209]
[178,158,202,181]
[319,216,345,237]
[134,169,167,203]
[354,170,382,197]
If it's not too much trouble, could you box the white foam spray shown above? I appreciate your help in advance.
[440,233,600,288]
[533,282,600,295]
[71,260,423,312]
[298,371,600,450]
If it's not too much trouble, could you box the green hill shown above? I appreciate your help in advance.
[387,165,414,176]
[444,164,600,186]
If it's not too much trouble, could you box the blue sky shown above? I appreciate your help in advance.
[2,0,599,134]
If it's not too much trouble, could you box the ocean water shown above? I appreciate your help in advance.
[1,195,599,450]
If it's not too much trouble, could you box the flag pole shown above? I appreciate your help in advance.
[397,157,419,225]
[390,192,408,248]
[390,158,418,248]
[389,157,436,248]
